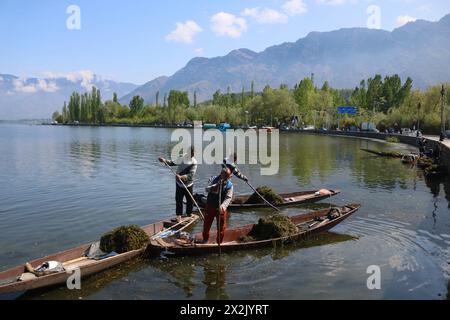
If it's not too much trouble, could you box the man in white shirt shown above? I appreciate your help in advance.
[159,146,197,222]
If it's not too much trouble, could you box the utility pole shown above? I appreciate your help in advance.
[417,102,421,134]
[441,84,446,141]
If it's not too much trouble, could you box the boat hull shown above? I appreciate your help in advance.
[148,205,360,256]
[194,189,340,210]
[0,214,199,294]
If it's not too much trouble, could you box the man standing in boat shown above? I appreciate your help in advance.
[159,146,197,222]
[223,152,248,182]
[201,167,234,244]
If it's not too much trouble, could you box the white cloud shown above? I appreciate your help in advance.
[194,48,204,56]
[211,12,247,38]
[38,79,59,92]
[242,7,288,24]
[42,70,95,89]
[282,0,307,16]
[165,20,202,44]
[13,78,59,93]
[396,15,417,26]
[0,75,3,82]
[316,0,358,5]
[13,79,37,93]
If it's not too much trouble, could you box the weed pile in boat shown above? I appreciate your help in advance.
[245,186,284,205]
[417,156,434,169]
[100,225,149,254]
[239,214,298,242]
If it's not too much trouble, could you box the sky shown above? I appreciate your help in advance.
[1,0,449,85]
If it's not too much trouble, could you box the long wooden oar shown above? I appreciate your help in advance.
[246,181,281,212]
[218,181,223,256]
[162,161,205,220]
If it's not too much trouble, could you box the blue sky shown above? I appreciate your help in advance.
[1,0,449,84]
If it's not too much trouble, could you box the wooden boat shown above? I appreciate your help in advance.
[148,204,360,256]
[361,148,404,158]
[193,189,340,210]
[0,214,200,294]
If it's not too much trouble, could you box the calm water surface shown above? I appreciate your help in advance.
[1,124,450,300]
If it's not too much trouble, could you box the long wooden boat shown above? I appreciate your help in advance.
[193,189,340,210]
[361,148,404,158]
[0,214,200,294]
[148,204,360,256]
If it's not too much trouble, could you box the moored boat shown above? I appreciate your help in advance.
[0,214,200,294]
[147,204,360,256]
[194,189,340,210]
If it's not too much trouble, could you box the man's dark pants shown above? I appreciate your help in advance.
[175,184,193,216]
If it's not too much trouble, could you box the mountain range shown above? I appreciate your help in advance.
[0,73,137,120]
[1,14,450,119]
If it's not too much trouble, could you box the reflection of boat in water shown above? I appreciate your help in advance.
[15,258,148,300]
[148,204,360,256]
[151,231,357,299]
[0,214,200,295]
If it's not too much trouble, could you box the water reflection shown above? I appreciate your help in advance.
[68,140,102,178]
[150,232,356,300]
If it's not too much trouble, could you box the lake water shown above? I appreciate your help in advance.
[1,124,450,300]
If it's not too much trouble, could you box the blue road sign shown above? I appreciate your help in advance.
[337,106,357,115]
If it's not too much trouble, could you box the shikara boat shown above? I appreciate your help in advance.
[361,148,404,158]
[148,204,360,256]
[193,189,340,210]
[0,214,200,294]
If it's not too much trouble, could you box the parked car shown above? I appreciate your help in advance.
[303,125,315,131]
[361,122,379,132]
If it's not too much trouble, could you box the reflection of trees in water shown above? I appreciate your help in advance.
[281,135,415,190]
[424,176,450,211]
[348,144,416,191]
[280,135,336,184]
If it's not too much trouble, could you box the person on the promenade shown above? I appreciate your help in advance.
[159,146,197,222]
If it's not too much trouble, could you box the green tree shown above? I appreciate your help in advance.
[129,95,145,115]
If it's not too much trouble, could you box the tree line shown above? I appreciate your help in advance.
[52,75,449,134]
